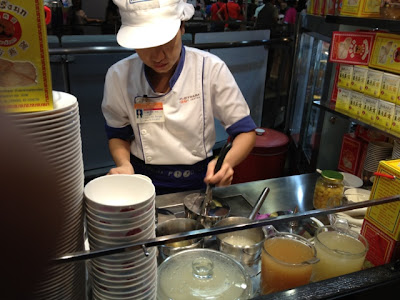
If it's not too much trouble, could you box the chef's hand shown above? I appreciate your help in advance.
[107,162,134,175]
[204,159,234,187]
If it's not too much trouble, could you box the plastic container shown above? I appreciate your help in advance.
[313,170,344,209]
[232,128,289,184]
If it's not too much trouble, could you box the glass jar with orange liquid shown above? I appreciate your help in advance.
[260,228,319,295]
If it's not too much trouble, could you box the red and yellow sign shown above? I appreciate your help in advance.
[0,0,53,113]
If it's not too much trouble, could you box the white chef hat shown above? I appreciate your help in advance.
[113,0,195,49]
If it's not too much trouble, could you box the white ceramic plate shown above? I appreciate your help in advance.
[9,91,78,119]
[344,188,371,203]
[340,172,363,188]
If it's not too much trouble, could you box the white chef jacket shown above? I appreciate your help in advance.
[102,46,256,166]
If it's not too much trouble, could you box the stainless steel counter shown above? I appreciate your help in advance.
[156,173,320,218]
[56,173,400,299]
[154,173,400,300]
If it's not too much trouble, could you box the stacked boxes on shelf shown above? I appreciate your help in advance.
[361,159,400,266]
[307,0,381,17]
[330,32,400,138]
[340,0,381,17]
[337,125,387,177]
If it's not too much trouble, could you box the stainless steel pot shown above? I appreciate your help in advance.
[156,218,205,261]
[214,187,269,266]
[214,216,265,266]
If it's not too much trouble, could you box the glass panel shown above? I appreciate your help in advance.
[303,106,320,163]
[290,33,314,146]
[302,40,330,163]
[312,41,330,102]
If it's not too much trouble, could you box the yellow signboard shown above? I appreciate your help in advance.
[0,0,53,112]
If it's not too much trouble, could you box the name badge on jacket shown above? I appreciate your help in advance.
[134,102,164,123]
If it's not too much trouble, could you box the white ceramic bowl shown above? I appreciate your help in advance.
[92,280,156,300]
[88,225,155,248]
[93,246,156,266]
[85,206,154,230]
[85,199,155,221]
[93,269,156,294]
[92,260,157,287]
[87,214,155,238]
[84,174,155,212]
[91,258,155,279]
[91,249,157,276]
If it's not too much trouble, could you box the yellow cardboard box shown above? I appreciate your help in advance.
[335,87,352,113]
[380,72,400,104]
[360,95,379,124]
[391,105,400,135]
[0,0,53,112]
[365,159,400,241]
[307,0,315,14]
[348,91,364,118]
[340,0,380,17]
[375,100,395,130]
[369,33,400,75]
[364,69,384,98]
[338,64,354,89]
[351,65,369,92]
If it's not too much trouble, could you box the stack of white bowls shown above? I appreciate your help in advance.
[363,141,393,172]
[84,174,157,300]
[392,139,400,159]
[8,91,85,299]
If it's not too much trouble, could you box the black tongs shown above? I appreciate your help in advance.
[200,141,233,216]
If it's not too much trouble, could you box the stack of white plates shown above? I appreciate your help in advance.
[84,174,157,300]
[392,139,400,159]
[363,141,393,172]
[8,91,85,299]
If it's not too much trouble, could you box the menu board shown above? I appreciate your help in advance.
[0,0,53,112]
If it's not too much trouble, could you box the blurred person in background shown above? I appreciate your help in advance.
[210,0,226,31]
[102,0,121,34]
[101,0,256,195]
[254,0,278,29]
[283,0,297,24]
[247,0,258,21]
[217,0,242,30]
[0,112,65,299]
[193,4,207,20]
[297,0,307,13]
[253,0,265,20]
[66,0,103,34]
[205,0,213,19]
[278,0,288,14]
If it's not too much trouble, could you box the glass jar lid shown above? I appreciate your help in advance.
[321,170,344,183]
[157,249,252,300]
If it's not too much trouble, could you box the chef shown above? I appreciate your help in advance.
[101,0,257,195]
